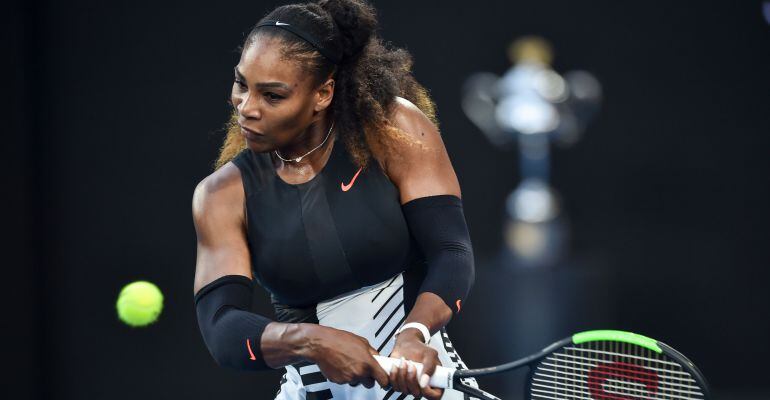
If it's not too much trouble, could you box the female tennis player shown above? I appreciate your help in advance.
[192,1,481,398]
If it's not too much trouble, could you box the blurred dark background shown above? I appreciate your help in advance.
[5,0,769,398]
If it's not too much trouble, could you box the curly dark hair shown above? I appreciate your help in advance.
[216,0,437,170]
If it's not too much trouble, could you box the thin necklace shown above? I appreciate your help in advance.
[275,121,335,163]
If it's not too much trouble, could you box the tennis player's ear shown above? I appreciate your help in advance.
[314,78,335,112]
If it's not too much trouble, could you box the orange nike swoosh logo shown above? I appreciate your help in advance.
[341,167,363,192]
[456,299,462,313]
[246,338,256,360]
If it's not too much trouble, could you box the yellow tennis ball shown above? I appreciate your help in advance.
[116,281,164,327]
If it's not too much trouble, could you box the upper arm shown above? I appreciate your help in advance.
[382,97,461,204]
[192,162,252,294]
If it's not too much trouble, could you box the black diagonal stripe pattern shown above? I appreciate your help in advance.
[300,371,327,386]
[306,388,334,400]
[440,329,469,369]
[377,313,407,353]
[371,275,399,303]
[375,299,404,337]
[382,389,415,400]
[275,373,288,397]
[294,360,314,368]
[373,285,403,320]
[439,330,486,398]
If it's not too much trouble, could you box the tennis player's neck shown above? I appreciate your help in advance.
[273,136,336,185]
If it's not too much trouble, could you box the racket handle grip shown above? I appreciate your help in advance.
[373,355,455,389]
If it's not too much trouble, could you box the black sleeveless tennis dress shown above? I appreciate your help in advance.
[231,136,482,400]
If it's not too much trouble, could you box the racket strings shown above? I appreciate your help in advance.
[529,341,705,400]
[533,363,703,393]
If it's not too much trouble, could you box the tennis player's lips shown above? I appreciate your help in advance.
[240,125,264,141]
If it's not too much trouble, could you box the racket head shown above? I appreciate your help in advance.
[526,330,710,400]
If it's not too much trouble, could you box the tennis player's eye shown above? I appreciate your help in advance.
[234,79,247,90]
[264,92,285,102]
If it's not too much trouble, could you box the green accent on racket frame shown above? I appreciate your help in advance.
[572,329,662,353]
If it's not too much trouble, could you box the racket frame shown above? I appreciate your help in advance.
[449,330,710,400]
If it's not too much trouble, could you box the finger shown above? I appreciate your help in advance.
[405,361,421,396]
[423,386,444,400]
[396,357,408,393]
[421,352,438,377]
[361,377,375,389]
[367,357,390,389]
[387,356,401,391]
[366,347,390,388]
[387,359,396,379]
[387,358,398,389]
[420,354,438,389]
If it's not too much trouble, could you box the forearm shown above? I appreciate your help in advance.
[260,322,321,368]
[196,279,336,371]
[402,292,452,338]
[196,302,273,370]
[196,275,287,371]
[403,195,476,315]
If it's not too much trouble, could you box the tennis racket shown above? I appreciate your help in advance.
[374,329,710,400]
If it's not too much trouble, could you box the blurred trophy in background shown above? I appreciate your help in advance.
[461,36,606,397]
[462,36,601,268]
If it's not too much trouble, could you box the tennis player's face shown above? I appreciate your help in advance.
[231,37,330,153]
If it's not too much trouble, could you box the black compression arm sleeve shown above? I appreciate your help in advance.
[194,275,274,370]
[401,195,475,314]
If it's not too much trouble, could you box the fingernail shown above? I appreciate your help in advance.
[420,373,430,388]
[407,362,414,374]
[399,356,406,368]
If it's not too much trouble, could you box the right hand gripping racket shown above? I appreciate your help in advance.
[375,329,710,399]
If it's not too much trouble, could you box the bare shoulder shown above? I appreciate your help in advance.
[389,96,440,143]
[380,97,461,202]
[378,97,445,170]
[192,162,245,228]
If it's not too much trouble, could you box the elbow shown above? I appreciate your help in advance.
[206,340,270,371]
[442,239,475,291]
[209,349,247,371]
[467,259,476,294]
[197,313,269,371]
[420,243,475,314]
[206,340,235,369]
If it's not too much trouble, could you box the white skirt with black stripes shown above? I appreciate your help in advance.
[274,272,481,400]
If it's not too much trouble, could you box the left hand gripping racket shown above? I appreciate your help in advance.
[374,329,710,400]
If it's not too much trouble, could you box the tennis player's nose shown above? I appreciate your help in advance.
[237,91,262,120]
